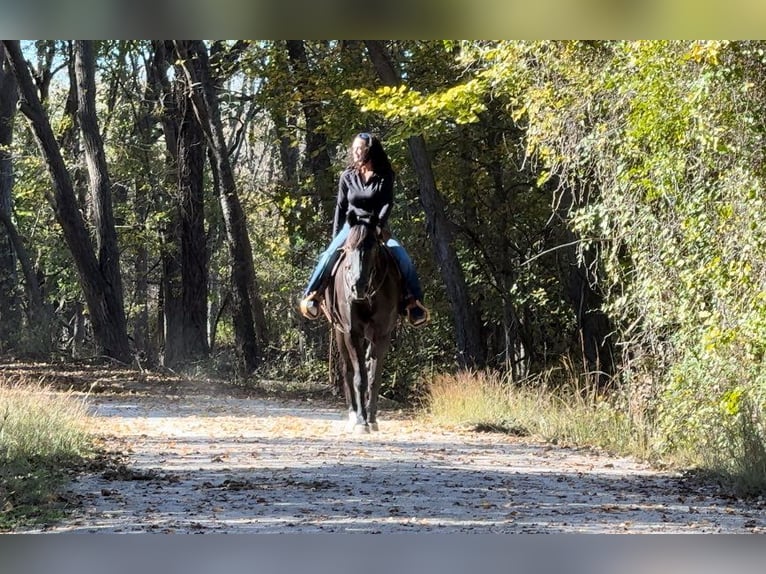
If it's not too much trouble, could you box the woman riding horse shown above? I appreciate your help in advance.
[299,132,429,327]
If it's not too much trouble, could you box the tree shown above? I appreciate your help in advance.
[144,40,212,366]
[0,42,23,347]
[176,61,210,362]
[174,40,264,373]
[3,40,132,363]
[121,41,163,364]
[285,41,335,218]
[74,41,131,359]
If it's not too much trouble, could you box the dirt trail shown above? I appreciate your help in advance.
[15,370,766,534]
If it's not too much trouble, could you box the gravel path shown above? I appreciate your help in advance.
[24,389,766,534]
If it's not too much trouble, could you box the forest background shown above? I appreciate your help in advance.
[2,40,766,489]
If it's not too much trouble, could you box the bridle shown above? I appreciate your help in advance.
[341,234,389,304]
[328,224,400,334]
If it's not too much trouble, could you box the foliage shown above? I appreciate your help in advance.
[346,80,486,135]
[437,40,766,491]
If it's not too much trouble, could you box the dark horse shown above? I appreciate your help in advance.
[325,221,402,433]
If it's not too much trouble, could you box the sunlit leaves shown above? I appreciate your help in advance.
[344,79,486,135]
[687,40,728,66]
[448,40,766,465]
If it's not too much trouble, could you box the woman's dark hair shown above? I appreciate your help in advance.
[350,132,393,174]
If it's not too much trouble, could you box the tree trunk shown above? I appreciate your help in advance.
[148,40,210,368]
[28,40,61,105]
[284,40,335,358]
[74,40,130,352]
[364,40,486,368]
[174,40,263,373]
[559,181,615,386]
[132,181,151,366]
[177,68,210,360]
[285,40,334,215]
[146,41,185,366]
[0,210,48,326]
[3,40,132,363]
[481,103,532,375]
[157,133,185,366]
[59,42,80,155]
[160,215,184,366]
[275,110,299,188]
[0,44,49,345]
[0,43,23,346]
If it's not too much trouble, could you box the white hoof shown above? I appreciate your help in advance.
[345,412,357,432]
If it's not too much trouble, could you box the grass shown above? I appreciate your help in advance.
[422,367,766,497]
[0,379,93,531]
[697,398,766,498]
[422,368,652,459]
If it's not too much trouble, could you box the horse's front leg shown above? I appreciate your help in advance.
[336,332,358,431]
[343,333,370,433]
[366,334,392,431]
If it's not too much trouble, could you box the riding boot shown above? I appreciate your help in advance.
[405,297,430,327]
[299,291,321,320]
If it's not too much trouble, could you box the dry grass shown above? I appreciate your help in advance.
[422,368,650,458]
[0,377,93,530]
[0,381,91,459]
[698,398,766,497]
[424,367,766,497]
[425,370,533,431]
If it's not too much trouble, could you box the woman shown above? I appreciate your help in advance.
[299,132,429,327]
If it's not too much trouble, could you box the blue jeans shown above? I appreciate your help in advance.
[304,223,424,302]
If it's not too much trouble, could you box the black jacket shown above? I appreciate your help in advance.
[333,167,394,237]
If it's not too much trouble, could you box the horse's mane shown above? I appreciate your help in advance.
[344,223,373,250]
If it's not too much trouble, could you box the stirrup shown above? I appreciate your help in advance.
[299,293,321,320]
[406,300,430,328]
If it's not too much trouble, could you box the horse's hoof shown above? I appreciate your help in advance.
[369,422,379,432]
[353,423,370,434]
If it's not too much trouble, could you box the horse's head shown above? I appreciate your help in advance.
[343,223,380,302]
